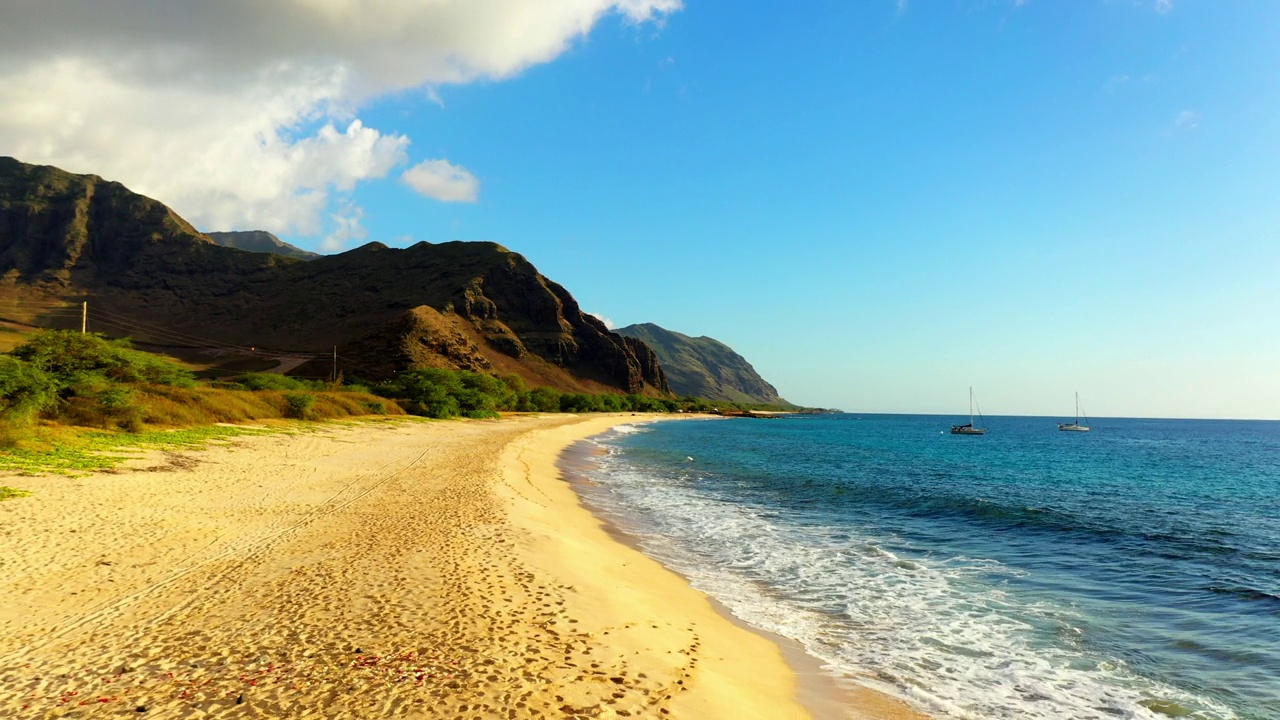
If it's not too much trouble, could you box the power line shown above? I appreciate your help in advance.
[87,315,250,352]
[335,354,390,379]
[89,307,321,359]
[90,307,268,351]
[4,304,353,374]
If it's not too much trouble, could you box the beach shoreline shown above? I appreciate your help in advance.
[0,414,925,718]
[553,419,930,720]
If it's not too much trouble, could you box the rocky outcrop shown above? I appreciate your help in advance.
[0,157,669,395]
[304,306,495,381]
[207,231,320,260]
[615,322,786,405]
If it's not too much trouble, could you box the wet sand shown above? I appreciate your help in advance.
[0,414,926,718]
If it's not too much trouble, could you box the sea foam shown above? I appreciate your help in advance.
[580,436,1240,720]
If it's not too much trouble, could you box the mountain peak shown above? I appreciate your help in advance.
[206,230,319,260]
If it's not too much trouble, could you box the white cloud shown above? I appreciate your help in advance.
[0,0,681,236]
[401,160,480,203]
[589,313,617,330]
[1173,110,1199,131]
[320,200,370,253]
[1155,0,1174,14]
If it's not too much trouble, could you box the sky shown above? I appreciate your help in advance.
[2,1,1278,419]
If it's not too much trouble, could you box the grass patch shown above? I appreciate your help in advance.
[0,485,31,500]
[0,327,30,354]
[42,385,404,431]
[0,413,417,477]
[0,424,274,476]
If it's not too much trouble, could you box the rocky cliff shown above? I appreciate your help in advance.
[0,157,668,395]
[615,322,785,404]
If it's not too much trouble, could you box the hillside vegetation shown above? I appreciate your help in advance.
[0,331,790,436]
[0,331,400,441]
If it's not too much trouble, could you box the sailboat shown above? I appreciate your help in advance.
[950,387,986,435]
[1058,392,1090,432]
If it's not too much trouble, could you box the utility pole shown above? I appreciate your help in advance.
[81,301,87,334]
[332,346,337,383]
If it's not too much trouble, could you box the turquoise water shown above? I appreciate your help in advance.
[577,415,1280,719]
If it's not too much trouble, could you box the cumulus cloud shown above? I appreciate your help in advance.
[0,0,681,237]
[321,201,368,253]
[402,160,480,203]
[589,313,617,330]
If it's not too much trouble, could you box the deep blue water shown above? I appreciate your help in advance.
[577,414,1280,719]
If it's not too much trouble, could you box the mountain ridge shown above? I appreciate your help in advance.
[615,322,787,405]
[0,156,668,395]
[206,230,320,260]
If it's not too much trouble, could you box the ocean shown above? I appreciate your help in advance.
[573,414,1280,720]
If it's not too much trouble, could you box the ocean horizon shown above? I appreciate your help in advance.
[828,413,1280,423]
[574,413,1279,719]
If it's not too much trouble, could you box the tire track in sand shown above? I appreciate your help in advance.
[0,445,433,666]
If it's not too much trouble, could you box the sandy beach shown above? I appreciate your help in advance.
[0,415,925,718]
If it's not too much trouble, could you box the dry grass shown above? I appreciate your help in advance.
[0,387,406,478]
[0,326,30,353]
[91,385,404,428]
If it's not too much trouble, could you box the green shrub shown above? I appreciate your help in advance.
[283,392,317,419]
[0,355,60,422]
[234,372,320,392]
[624,394,668,412]
[523,386,562,412]
[367,366,683,418]
[10,330,193,387]
[385,368,464,418]
[560,393,606,413]
[458,371,519,411]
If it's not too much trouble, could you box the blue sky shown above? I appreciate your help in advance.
[5,1,1276,418]
[317,1,1279,418]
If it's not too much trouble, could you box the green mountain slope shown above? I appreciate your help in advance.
[614,323,787,405]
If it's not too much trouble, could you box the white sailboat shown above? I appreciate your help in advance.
[950,387,986,435]
[1058,392,1090,432]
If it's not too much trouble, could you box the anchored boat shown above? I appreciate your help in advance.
[951,387,986,435]
[1059,392,1091,432]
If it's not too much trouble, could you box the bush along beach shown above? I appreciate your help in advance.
[0,330,796,480]
[366,368,794,420]
[0,331,403,438]
[0,330,793,434]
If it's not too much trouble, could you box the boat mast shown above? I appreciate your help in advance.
[969,386,975,427]
[1075,391,1080,425]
